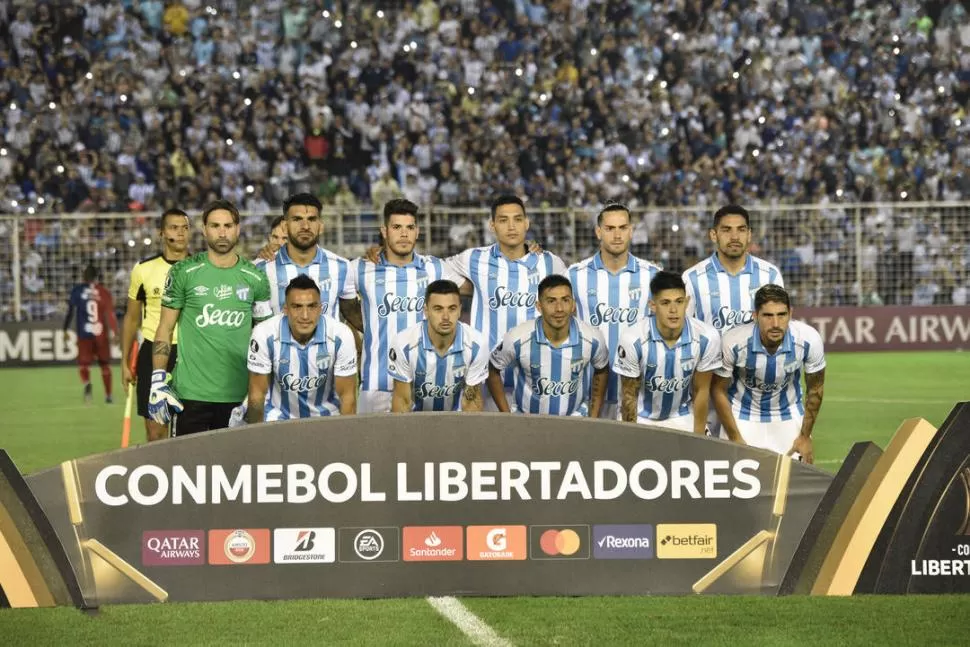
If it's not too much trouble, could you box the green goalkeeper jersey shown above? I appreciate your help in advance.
[162,252,272,403]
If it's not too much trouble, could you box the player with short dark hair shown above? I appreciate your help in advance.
[65,264,119,403]
[614,271,722,434]
[121,208,190,441]
[389,279,488,412]
[569,203,662,419]
[150,199,273,436]
[713,284,826,461]
[488,274,609,416]
[268,215,287,254]
[245,274,358,422]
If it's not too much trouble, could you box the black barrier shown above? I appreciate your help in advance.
[20,414,833,605]
[0,321,122,367]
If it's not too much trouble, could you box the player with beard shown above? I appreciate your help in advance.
[150,200,273,436]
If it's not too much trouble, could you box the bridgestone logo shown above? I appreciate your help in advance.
[282,554,320,561]
[605,537,650,549]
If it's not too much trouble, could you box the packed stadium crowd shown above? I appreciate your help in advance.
[2,0,970,320]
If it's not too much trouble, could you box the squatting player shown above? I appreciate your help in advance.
[351,199,462,413]
[150,200,272,435]
[389,280,488,412]
[121,208,190,441]
[488,274,609,416]
[569,203,661,419]
[246,275,358,421]
[64,264,118,403]
[614,271,722,434]
[713,284,826,461]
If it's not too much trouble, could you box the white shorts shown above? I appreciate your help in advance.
[735,415,803,455]
[637,413,694,433]
[358,390,392,414]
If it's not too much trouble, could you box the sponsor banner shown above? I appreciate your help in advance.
[273,528,335,564]
[142,530,205,566]
[592,525,654,560]
[0,321,122,366]
[797,306,970,351]
[23,414,832,603]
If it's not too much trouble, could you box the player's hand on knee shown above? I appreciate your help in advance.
[147,370,183,424]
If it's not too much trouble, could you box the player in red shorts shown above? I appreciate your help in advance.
[64,265,119,403]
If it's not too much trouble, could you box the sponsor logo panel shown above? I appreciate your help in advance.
[402,526,464,562]
[273,528,336,564]
[142,530,205,566]
[466,526,527,561]
[207,529,270,565]
[592,525,654,560]
[530,525,590,560]
[656,524,717,559]
[338,527,400,563]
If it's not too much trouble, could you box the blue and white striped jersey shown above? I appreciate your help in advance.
[614,317,722,421]
[352,253,461,392]
[568,252,662,405]
[489,318,609,416]
[388,321,489,412]
[715,321,826,422]
[682,254,784,331]
[255,245,357,316]
[247,314,358,420]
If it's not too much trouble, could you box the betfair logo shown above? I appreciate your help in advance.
[656,524,717,559]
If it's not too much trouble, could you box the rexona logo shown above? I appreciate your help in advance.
[466,525,527,561]
[208,529,270,565]
[655,524,717,559]
[338,527,400,563]
[530,525,591,560]
[403,526,463,562]
[142,530,205,566]
[273,528,336,564]
[592,525,654,560]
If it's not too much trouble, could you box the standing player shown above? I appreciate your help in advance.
[351,199,462,413]
[449,195,568,409]
[121,208,190,441]
[267,216,287,255]
[569,203,662,419]
[64,265,118,403]
[150,200,273,435]
[713,285,826,461]
[246,275,358,422]
[488,275,609,417]
[614,271,721,434]
[389,280,488,413]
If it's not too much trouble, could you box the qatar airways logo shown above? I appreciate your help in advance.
[377,292,424,317]
[415,380,464,399]
[489,287,537,310]
[280,373,328,393]
[646,375,692,393]
[712,307,753,330]
[533,377,580,397]
[590,303,639,326]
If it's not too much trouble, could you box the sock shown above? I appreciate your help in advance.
[100,364,112,397]
[80,366,90,384]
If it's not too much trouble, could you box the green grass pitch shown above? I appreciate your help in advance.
[1,352,968,645]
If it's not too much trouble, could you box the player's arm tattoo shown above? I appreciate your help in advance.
[800,369,825,438]
[589,365,609,418]
[152,341,171,357]
[462,383,483,412]
[620,376,640,423]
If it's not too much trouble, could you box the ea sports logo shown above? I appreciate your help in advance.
[224,529,256,563]
[354,529,385,560]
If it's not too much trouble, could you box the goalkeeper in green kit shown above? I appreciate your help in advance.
[149,200,273,436]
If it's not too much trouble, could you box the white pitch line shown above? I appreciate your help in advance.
[426,596,512,647]
[825,397,953,405]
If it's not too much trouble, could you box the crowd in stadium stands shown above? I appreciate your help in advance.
[1,0,970,319]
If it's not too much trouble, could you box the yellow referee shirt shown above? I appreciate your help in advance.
[128,254,179,343]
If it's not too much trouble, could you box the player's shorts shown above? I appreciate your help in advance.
[77,336,111,365]
[136,341,178,419]
[735,414,803,455]
[638,413,695,433]
[171,400,240,437]
[358,390,392,414]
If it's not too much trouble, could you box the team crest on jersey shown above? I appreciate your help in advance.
[570,359,585,376]
[193,286,209,296]
[528,270,541,286]
[215,285,233,300]
[236,285,250,301]
[416,277,428,290]
[153,287,161,296]
[316,354,331,371]
[783,360,799,374]
[629,288,642,301]
[681,360,696,373]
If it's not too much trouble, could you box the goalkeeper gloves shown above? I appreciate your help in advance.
[147,370,183,425]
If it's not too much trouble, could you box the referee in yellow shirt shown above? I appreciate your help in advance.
[121,208,190,441]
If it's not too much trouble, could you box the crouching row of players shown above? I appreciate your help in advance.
[240,271,824,462]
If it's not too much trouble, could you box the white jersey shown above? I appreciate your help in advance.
[614,317,721,421]
[247,313,358,420]
[715,321,826,423]
[353,253,461,392]
[568,252,662,405]
[683,254,784,331]
[388,321,489,412]
[490,318,609,416]
[255,245,356,316]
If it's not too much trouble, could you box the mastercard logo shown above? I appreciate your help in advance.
[540,529,581,556]
[529,525,590,560]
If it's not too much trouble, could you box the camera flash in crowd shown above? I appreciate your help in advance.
[377,10,385,18]
[10,200,18,207]
[468,87,475,95]
[758,116,766,124]
[515,68,523,77]
[9,102,17,111]
[56,165,65,174]
[590,48,597,56]
[0,148,6,156]
[733,72,740,79]
[226,138,234,146]
[322,10,330,18]
[244,98,252,106]
[334,19,342,28]
[246,185,255,194]
[127,240,136,248]
[143,238,152,246]
[233,71,241,80]
[49,102,56,110]
[351,41,358,49]
[85,72,93,80]
[27,206,35,215]
[37,197,45,205]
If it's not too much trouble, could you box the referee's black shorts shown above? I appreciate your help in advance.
[136,340,177,419]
